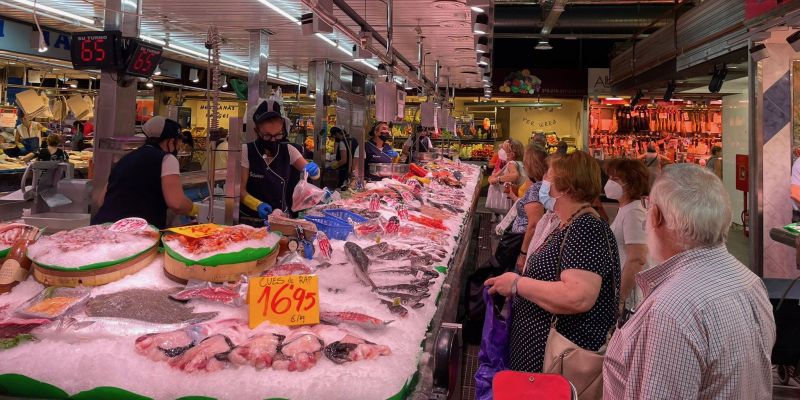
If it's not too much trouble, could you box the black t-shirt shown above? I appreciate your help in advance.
[509,213,621,373]
[37,147,68,162]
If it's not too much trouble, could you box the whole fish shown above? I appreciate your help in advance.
[319,311,393,330]
[85,288,218,324]
[380,299,409,317]
[376,293,427,308]
[374,284,430,295]
[363,242,392,257]
[31,316,212,343]
[345,242,376,288]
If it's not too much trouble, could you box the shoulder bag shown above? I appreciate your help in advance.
[542,210,618,400]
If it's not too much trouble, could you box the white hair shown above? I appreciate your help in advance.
[650,163,731,249]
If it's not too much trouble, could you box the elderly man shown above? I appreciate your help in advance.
[603,164,775,400]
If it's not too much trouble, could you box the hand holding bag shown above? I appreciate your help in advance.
[475,287,512,400]
[542,211,617,400]
[486,183,513,214]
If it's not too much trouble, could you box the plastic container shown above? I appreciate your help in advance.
[303,215,353,241]
[16,286,91,319]
[323,209,368,225]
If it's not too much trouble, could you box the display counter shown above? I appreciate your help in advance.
[0,160,480,400]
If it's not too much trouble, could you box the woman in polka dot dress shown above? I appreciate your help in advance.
[486,150,621,373]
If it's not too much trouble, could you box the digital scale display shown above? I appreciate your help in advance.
[70,31,121,70]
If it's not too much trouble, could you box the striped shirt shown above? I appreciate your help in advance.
[603,245,775,400]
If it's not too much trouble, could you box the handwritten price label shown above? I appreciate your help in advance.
[166,223,224,238]
[248,274,320,329]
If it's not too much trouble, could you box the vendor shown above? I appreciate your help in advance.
[330,126,356,188]
[240,100,320,219]
[92,116,198,229]
[12,112,43,157]
[357,121,399,181]
[22,133,68,162]
[402,126,433,163]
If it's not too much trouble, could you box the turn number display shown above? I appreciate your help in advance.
[125,41,163,77]
[248,275,320,328]
[70,31,121,70]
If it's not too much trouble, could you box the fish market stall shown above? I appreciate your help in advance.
[0,159,480,400]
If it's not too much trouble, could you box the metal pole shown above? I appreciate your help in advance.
[386,0,394,81]
[247,29,270,144]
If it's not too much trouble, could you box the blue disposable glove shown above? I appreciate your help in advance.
[257,202,273,219]
[386,149,399,158]
[305,161,320,177]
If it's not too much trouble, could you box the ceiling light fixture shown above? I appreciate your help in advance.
[476,36,489,54]
[153,65,161,76]
[68,80,78,88]
[478,54,490,66]
[359,59,378,71]
[482,74,490,83]
[535,40,552,51]
[10,0,95,24]
[139,35,166,46]
[256,0,300,25]
[145,79,154,88]
[189,68,199,83]
[37,31,47,53]
[221,75,228,88]
[315,33,353,56]
[473,13,489,35]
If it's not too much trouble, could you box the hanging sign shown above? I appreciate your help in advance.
[248,275,320,328]
[0,108,18,128]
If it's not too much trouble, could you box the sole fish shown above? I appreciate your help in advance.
[345,242,376,288]
[85,288,218,324]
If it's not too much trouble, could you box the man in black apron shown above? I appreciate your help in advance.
[93,117,198,229]
[330,126,357,189]
[402,126,433,163]
[240,100,320,219]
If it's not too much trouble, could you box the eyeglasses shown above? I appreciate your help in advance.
[259,133,284,141]
[640,196,650,210]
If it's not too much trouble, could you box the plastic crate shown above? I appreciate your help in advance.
[323,208,368,225]
[303,215,353,241]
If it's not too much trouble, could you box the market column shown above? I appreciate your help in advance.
[309,60,328,183]
[91,0,139,211]
[247,29,270,143]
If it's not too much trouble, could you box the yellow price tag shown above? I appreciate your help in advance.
[165,223,224,238]
[248,275,320,329]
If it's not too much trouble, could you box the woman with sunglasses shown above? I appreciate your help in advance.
[240,100,320,219]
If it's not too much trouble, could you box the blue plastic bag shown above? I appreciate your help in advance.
[475,287,512,400]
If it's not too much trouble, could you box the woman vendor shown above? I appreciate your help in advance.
[92,116,199,229]
[21,133,68,162]
[401,126,433,163]
[240,100,320,219]
[9,112,43,157]
[357,121,399,181]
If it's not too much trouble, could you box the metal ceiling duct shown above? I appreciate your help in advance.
[494,4,672,33]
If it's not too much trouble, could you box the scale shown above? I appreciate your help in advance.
[19,161,92,231]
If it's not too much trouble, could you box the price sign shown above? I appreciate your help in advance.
[70,31,121,70]
[166,223,224,238]
[248,275,320,328]
[124,40,163,77]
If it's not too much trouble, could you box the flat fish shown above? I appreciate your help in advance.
[33,316,208,342]
[362,242,392,257]
[345,242,376,289]
[84,288,218,324]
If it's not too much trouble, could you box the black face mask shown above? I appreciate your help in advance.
[379,133,390,142]
[257,137,280,156]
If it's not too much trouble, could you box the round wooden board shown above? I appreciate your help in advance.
[162,247,279,283]
[32,247,159,287]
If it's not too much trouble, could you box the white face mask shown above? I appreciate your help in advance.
[604,179,624,200]
[498,148,508,162]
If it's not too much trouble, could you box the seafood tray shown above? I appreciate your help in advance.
[32,246,159,287]
[368,163,410,178]
[15,287,90,319]
[163,245,279,284]
[303,215,353,241]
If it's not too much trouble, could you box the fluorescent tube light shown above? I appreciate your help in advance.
[10,0,95,24]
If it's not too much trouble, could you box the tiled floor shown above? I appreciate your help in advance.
[457,199,798,399]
